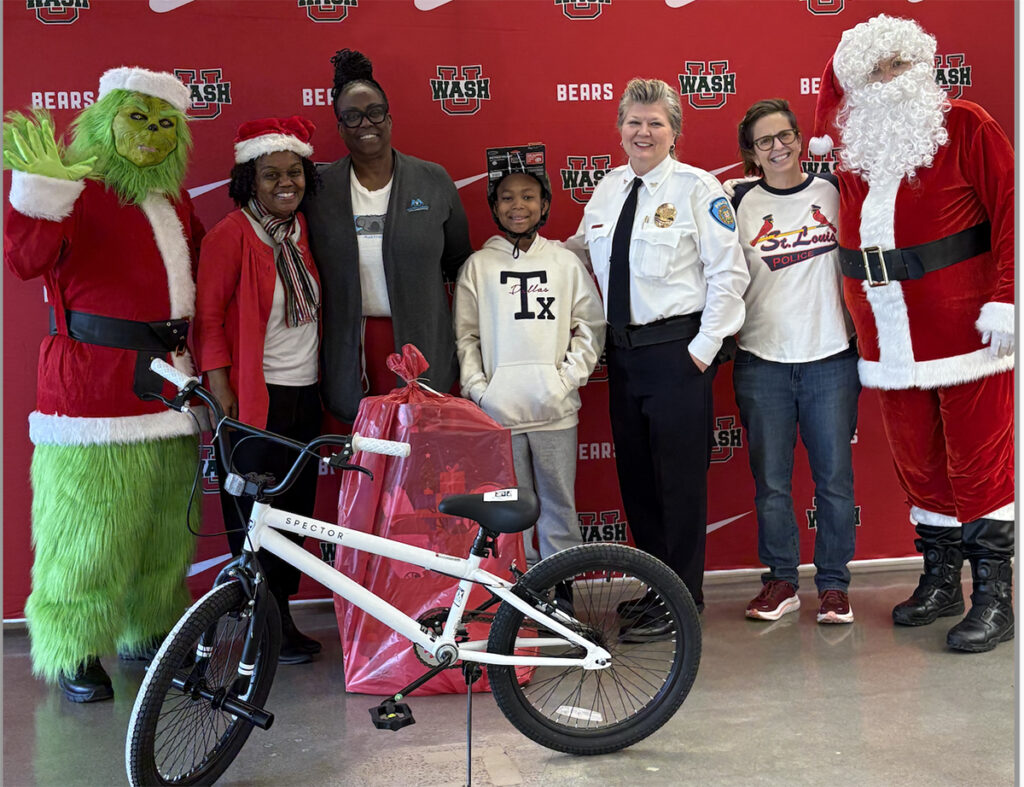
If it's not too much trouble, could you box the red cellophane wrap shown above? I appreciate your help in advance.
[333,344,524,694]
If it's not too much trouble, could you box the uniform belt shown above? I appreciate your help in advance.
[51,309,189,355]
[608,312,702,349]
[839,222,990,287]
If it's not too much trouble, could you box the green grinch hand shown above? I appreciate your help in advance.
[3,110,96,180]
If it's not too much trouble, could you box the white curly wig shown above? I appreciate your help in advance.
[833,14,936,91]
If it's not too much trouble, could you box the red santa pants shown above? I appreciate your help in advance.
[875,370,1014,525]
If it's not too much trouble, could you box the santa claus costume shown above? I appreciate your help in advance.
[811,15,1014,652]
[3,67,205,698]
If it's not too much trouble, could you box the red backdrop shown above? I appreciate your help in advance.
[2,0,1014,618]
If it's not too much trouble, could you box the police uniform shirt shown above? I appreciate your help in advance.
[573,154,749,365]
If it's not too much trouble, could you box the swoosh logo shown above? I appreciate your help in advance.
[415,0,454,9]
[706,511,750,534]
[188,552,232,577]
[710,162,743,176]
[455,172,487,189]
[150,0,195,11]
[187,178,230,198]
[664,0,700,6]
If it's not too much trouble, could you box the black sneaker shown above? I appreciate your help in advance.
[619,609,677,643]
[617,589,664,620]
[58,657,114,703]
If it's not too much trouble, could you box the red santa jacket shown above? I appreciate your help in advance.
[193,209,320,429]
[4,173,204,445]
[838,100,1014,390]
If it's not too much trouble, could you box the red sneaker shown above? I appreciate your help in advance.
[745,580,800,621]
[816,589,854,624]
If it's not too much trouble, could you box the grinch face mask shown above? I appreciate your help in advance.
[111,94,178,167]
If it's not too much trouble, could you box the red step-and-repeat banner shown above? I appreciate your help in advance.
[2,0,1014,618]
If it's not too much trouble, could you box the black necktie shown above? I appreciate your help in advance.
[608,177,644,329]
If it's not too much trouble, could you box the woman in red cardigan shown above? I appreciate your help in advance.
[194,116,323,664]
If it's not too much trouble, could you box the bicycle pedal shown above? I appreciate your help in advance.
[369,699,415,731]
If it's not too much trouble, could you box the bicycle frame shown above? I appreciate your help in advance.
[244,501,613,670]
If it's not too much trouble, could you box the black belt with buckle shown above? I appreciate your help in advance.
[839,221,991,287]
[51,309,191,400]
[51,309,190,354]
[608,312,702,349]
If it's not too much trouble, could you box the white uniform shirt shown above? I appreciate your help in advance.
[351,175,393,317]
[568,154,749,365]
[732,174,853,363]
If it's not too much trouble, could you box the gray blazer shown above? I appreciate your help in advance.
[303,150,472,422]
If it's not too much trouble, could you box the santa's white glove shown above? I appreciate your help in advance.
[720,176,758,198]
[980,329,1014,359]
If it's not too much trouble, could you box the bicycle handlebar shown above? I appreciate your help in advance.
[148,358,411,497]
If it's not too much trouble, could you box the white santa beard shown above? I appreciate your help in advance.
[838,64,949,184]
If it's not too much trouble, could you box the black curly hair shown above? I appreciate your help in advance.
[227,156,320,208]
[330,48,389,119]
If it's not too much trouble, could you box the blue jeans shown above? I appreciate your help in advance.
[733,342,860,592]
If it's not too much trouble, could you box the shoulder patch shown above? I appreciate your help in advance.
[709,197,736,231]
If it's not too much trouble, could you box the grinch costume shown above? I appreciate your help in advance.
[3,67,205,699]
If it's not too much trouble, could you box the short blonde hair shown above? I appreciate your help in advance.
[616,78,683,137]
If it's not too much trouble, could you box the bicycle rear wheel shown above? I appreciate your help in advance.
[126,580,281,786]
[487,543,700,755]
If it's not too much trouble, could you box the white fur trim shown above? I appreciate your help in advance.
[808,135,834,156]
[976,301,1015,336]
[98,67,190,111]
[859,348,1013,390]
[910,507,961,528]
[29,409,198,446]
[234,134,313,164]
[140,194,195,320]
[980,502,1014,521]
[8,171,85,221]
[860,176,899,248]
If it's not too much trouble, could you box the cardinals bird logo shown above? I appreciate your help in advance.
[751,214,774,246]
[810,204,836,233]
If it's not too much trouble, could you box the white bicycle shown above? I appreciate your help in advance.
[125,359,701,786]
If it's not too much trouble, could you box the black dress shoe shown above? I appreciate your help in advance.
[58,657,114,703]
[278,642,314,665]
[118,633,167,663]
[616,590,664,620]
[619,612,677,643]
[280,609,322,656]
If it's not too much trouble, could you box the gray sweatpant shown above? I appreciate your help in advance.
[511,426,582,566]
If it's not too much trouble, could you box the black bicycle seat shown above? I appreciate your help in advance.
[438,487,539,534]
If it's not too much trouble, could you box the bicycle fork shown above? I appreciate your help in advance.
[173,563,276,731]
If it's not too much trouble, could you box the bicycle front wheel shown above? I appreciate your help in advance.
[126,579,281,786]
[487,543,700,755]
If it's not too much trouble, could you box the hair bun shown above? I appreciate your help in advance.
[331,48,374,86]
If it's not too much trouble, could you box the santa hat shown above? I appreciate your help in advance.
[808,57,843,156]
[233,116,316,164]
[808,15,937,156]
[98,67,191,112]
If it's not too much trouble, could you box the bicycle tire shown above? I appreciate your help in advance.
[126,580,281,786]
[487,543,700,755]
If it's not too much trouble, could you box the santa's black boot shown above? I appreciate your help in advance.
[946,518,1014,653]
[892,525,964,626]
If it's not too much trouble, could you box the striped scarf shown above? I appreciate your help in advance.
[247,197,319,327]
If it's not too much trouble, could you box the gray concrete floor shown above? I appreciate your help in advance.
[2,566,1016,786]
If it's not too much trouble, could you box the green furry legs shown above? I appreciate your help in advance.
[25,434,199,682]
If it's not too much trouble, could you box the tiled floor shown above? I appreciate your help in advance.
[2,566,1015,786]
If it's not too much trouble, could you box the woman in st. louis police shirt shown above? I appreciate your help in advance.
[730,99,859,626]
[568,78,749,636]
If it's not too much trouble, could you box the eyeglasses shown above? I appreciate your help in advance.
[752,129,798,151]
[337,103,389,129]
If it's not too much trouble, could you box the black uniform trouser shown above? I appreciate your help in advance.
[215,383,322,601]
[607,338,717,606]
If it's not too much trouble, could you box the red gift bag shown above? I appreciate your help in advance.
[333,345,525,694]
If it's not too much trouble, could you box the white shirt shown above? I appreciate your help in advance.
[351,175,393,317]
[732,174,854,362]
[242,211,319,386]
[568,154,749,365]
